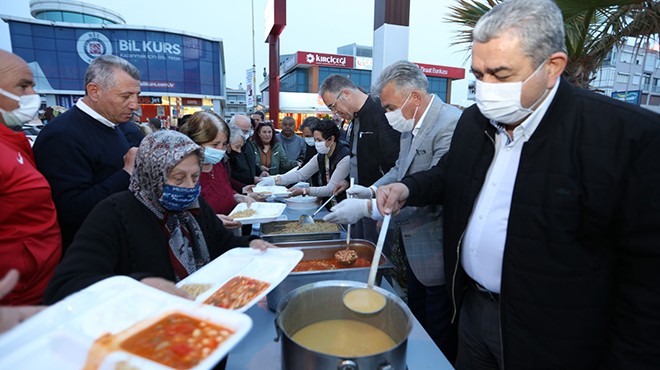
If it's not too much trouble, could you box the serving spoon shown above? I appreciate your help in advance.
[298,194,336,225]
[335,178,358,265]
[342,214,391,314]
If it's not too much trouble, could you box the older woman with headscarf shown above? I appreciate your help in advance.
[44,130,274,303]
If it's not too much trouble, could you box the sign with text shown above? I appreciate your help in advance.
[296,51,354,69]
[246,67,255,109]
[413,62,465,79]
[7,19,224,96]
[354,56,373,70]
[182,98,203,106]
[138,96,163,105]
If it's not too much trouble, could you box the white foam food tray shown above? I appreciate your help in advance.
[284,195,318,210]
[228,202,286,224]
[176,247,303,312]
[251,185,290,197]
[0,276,252,370]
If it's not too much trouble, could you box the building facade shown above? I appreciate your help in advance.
[30,0,125,25]
[2,0,227,125]
[225,87,248,121]
[259,49,465,125]
[591,42,660,113]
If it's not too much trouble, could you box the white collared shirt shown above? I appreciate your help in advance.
[461,79,560,294]
[411,94,435,137]
[76,99,117,129]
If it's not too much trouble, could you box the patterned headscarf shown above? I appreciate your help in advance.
[129,130,210,280]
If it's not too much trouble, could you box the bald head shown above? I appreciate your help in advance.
[231,114,252,132]
[0,49,36,112]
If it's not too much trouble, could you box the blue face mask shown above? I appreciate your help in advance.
[161,183,201,211]
[203,146,225,164]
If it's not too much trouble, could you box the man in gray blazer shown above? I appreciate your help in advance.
[324,61,461,362]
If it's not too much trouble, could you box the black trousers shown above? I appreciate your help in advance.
[404,252,456,364]
[455,284,503,370]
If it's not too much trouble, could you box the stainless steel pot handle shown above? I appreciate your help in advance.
[273,318,282,342]
[337,360,358,370]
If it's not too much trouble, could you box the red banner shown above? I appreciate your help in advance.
[297,51,354,69]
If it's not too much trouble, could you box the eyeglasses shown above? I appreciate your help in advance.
[326,91,343,111]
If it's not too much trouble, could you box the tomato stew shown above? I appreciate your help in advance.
[204,276,270,310]
[119,313,233,369]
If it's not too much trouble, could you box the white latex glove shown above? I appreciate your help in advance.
[259,176,276,186]
[323,198,370,224]
[346,184,374,199]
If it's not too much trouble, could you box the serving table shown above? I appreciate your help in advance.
[226,200,455,369]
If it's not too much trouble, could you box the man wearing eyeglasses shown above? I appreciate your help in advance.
[319,75,400,242]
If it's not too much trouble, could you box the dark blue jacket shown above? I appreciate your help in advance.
[34,106,131,249]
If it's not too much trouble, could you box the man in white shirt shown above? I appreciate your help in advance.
[34,55,140,250]
[324,61,461,361]
[375,0,660,368]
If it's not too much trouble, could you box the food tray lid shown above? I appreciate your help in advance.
[0,276,252,370]
[176,247,303,312]
[228,202,286,225]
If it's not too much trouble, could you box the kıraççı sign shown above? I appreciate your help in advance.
[6,19,223,96]
[297,51,354,69]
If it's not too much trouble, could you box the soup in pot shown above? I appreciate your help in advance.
[291,319,396,357]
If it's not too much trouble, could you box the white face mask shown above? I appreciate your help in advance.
[0,87,41,129]
[242,129,253,141]
[385,93,418,133]
[315,139,331,155]
[304,137,315,146]
[475,60,548,124]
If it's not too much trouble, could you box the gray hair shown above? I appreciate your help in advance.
[84,55,140,93]
[472,0,565,67]
[319,74,358,96]
[228,121,245,145]
[372,60,428,97]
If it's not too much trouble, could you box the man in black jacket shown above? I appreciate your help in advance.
[377,0,660,369]
[320,75,400,242]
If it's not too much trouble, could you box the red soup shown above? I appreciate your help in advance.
[120,313,233,369]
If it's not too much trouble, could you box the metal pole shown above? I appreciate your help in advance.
[251,0,257,113]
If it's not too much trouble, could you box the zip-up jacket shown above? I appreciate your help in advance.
[401,78,660,369]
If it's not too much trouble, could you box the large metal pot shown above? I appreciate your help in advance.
[275,280,413,370]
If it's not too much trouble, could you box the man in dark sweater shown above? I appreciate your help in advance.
[34,55,141,250]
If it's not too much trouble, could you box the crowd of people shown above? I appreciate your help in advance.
[1,0,659,368]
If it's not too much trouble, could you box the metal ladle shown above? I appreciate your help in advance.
[335,178,358,265]
[342,214,391,314]
[298,194,336,225]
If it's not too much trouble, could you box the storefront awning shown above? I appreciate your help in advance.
[278,92,331,114]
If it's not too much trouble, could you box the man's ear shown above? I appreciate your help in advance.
[411,90,423,106]
[86,82,101,102]
[546,52,568,88]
